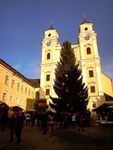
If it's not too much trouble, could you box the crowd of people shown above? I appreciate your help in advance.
[0,106,91,144]
[52,110,91,130]
[24,110,91,134]
[8,108,25,144]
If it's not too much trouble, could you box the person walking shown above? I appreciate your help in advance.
[13,110,25,144]
[8,108,15,142]
[71,113,77,128]
[41,111,48,135]
[25,113,31,126]
[79,114,85,132]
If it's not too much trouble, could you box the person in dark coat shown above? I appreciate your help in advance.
[13,111,25,144]
[41,111,48,135]
[79,114,85,132]
[8,108,15,142]
[0,108,8,131]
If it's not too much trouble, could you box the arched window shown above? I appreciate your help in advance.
[86,47,91,54]
[47,52,50,59]
[35,91,39,100]
[46,74,50,81]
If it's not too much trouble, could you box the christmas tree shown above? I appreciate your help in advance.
[50,41,88,114]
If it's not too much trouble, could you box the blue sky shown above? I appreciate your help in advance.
[0,0,113,79]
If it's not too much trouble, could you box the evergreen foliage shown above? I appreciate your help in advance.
[50,41,88,113]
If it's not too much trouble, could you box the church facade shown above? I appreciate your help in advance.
[40,20,113,111]
[0,19,113,111]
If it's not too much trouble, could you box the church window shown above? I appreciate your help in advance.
[47,53,50,59]
[46,74,50,81]
[90,86,95,93]
[85,27,88,31]
[86,47,91,54]
[46,89,50,95]
[48,33,51,37]
[89,70,94,77]
[5,75,9,85]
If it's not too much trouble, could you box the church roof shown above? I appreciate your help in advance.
[46,25,56,30]
[28,79,40,88]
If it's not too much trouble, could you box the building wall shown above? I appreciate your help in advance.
[102,73,113,97]
[0,63,36,110]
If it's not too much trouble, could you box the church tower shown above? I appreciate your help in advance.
[40,26,61,104]
[78,19,104,109]
[40,20,112,111]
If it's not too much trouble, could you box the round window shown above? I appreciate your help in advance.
[48,33,51,37]
[84,27,88,31]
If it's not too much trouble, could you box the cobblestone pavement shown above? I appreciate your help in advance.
[0,125,113,150]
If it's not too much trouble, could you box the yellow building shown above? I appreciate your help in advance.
[40,19,113,111]
[0,59,40,110]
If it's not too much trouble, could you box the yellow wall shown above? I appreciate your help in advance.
[0,63,36,110]
[102,73,113,97]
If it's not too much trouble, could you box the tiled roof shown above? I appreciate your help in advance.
[28,79,40,88]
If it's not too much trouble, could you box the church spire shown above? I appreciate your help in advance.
[81,15,91,24]
[50,20,54,28]
[83,15,87,22]
[47,20,55,30]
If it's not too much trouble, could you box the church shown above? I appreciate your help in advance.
[0,19,113,111]
[40,19,113,111]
